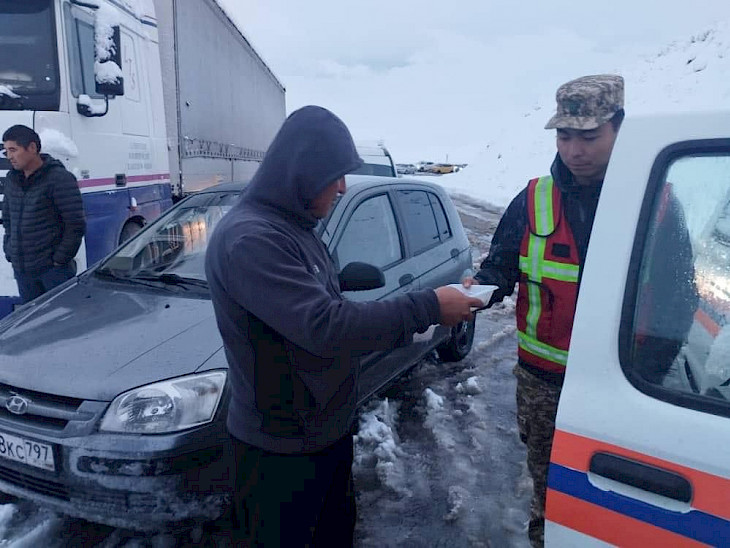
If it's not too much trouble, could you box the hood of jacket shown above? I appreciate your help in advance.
[8,154,67,189]
[241,105,363,229]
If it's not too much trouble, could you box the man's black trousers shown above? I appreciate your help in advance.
[230,433,356,546]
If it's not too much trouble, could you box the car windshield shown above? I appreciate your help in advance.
[97,191,240,284]
[0,0,58,107]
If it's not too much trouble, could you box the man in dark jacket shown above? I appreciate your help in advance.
[205,105,481,546]
[2,125,85,303]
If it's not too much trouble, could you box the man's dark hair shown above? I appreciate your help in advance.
[610,109,625,132]
[2,125,41,152]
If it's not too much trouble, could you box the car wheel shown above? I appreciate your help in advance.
[437,316,476,362]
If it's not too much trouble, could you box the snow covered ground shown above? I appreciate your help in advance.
[353,299,529,547]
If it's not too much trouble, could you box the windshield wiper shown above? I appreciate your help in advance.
[95,268,174,291]
[132,272,208,289]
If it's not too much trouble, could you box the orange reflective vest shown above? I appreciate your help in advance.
[516,176,580,373]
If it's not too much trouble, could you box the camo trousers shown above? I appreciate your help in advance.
[514,364,562,548]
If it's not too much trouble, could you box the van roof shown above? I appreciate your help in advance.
[356,145,390,157]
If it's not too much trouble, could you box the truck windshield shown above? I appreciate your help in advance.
[0,0,59,110]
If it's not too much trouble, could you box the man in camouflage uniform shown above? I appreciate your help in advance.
[467,75,625,546]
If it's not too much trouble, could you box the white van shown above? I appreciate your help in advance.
[352,143,397,177]
[546,110,730,546]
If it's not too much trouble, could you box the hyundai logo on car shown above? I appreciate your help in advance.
[5,395,30,415]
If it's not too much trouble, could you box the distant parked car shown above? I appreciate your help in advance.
[418,161,435,172]
[431,163,456,174]
[0,175,475,531]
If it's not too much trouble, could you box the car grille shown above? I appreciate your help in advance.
[0,464,69,500]
[0,382,103,436]
[83,490,158,512]
[0,462,159,510]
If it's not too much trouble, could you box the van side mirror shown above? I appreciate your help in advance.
[94,22,124,97]
[339,262,385,292]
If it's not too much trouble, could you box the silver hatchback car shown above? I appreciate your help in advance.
[0,175,474,530]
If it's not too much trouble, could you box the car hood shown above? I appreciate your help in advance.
[0,278,224,401]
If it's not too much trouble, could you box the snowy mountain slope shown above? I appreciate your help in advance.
[441,21,730,208]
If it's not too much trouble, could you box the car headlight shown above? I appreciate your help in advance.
[100,371,227,434]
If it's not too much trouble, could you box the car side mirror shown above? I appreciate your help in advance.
[339,262,385,292]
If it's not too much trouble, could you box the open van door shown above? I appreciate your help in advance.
[546,112,730,546]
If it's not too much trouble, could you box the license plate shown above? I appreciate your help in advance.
[0,430,55,472]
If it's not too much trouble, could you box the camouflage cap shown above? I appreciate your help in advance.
[544,74,624,130]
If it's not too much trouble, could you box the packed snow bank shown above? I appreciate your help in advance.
[38,129,79,159]
[628,22,730,115]
[440,21,730,208]
[354,399,412,496]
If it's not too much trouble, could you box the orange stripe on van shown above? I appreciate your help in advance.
[546,489,708,547]
[551,430,730,521]
[695,308,720,337]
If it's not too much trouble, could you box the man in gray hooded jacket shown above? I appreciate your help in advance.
[205,106,480,545]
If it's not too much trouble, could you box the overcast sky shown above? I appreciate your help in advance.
[218,0,730,163]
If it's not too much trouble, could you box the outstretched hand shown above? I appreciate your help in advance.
[461,276,477,289]
[434,286,484,326]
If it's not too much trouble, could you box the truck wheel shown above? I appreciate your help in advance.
[119,220,144,245]
[437,316,476,362]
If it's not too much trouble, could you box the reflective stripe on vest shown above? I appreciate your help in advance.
[517,176,580,370]
[518,331,570,366]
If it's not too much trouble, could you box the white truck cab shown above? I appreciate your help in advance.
[0,0,284,317]
[546,110,730,545]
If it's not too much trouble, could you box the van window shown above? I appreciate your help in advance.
[350,163,396,177]
[333,194,402,270]
[353,146,397,177]
[624,150,730,415]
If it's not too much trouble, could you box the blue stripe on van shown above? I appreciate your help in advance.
[548,463,730,546]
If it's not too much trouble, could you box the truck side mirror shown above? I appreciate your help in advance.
[94,23,124,97]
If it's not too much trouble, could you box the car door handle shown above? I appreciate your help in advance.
[399,274,414,287]
[450,248,460,259]
[589,452,692,503]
